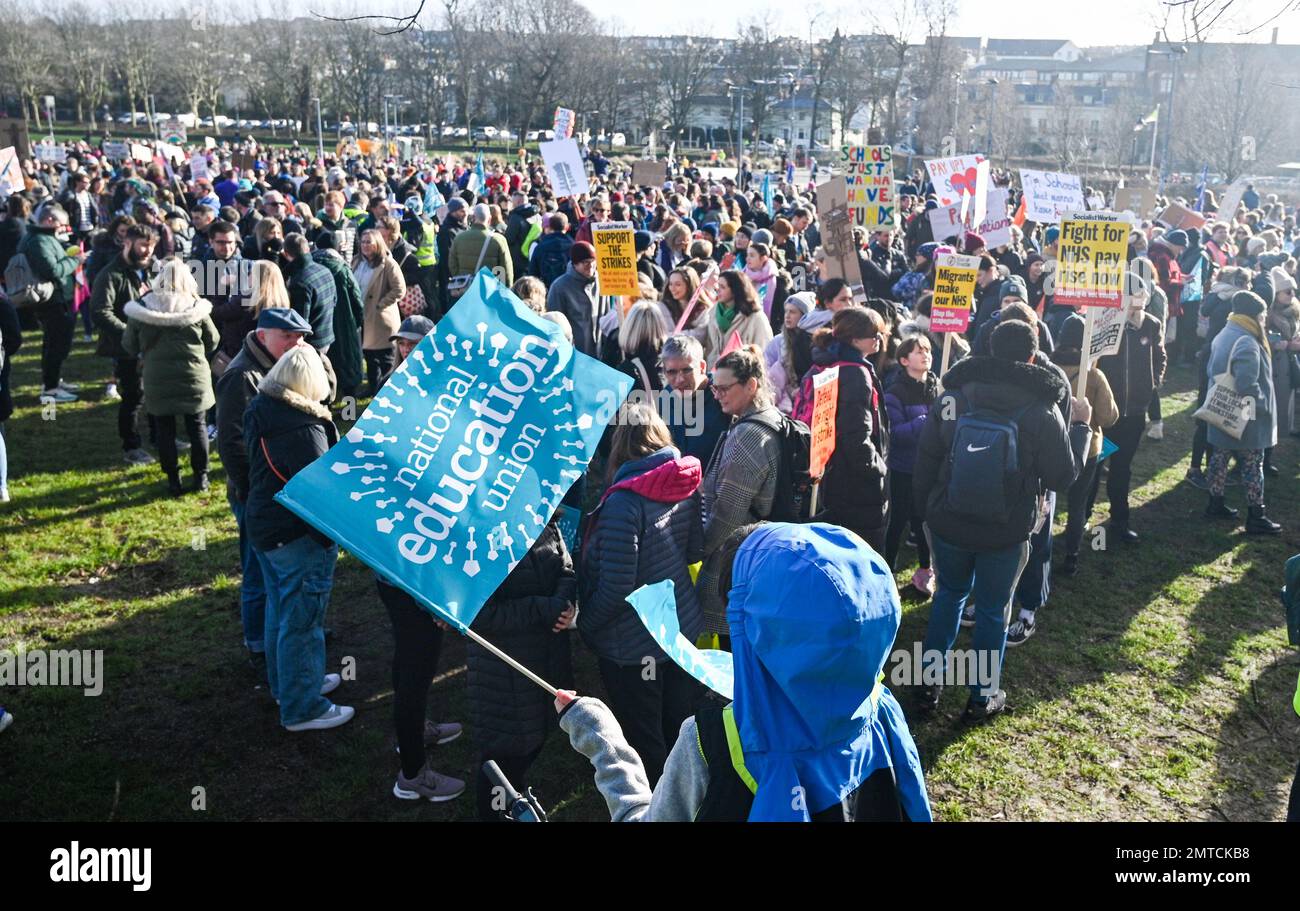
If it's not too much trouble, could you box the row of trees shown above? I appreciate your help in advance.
[0,0,1291,178]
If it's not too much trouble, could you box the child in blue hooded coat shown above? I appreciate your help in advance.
[556,522,932,822]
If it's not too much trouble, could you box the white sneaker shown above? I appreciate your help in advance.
[1146,420,1164,440]
[40,387,77,404]
[175,438,192,452]
[0,488,9,503]
[0,709,12,733]
[284,704,354,732]
[123,448,156,465]
[104,383,120,400]
[58,379,81,392]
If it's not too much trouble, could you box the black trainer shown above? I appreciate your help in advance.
[916,684,942,715]
[1205,495,1239,520]
[1061,553,1079,576]
[963,689,1007,722]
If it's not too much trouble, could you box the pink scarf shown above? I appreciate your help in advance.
[744,260,778,316]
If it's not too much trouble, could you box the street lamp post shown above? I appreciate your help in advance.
[1148,44,1187,188]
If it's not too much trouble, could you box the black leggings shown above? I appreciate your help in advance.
[883,470,930,570]
[377,579,445,779]
[1064,456,1100,556]
[38,305,75,391]
[597,657,702,787]
[476,747,543,822]
[156,413,209,476]
[1087,412,1145,525]
[364,348,394,394]
[1191,349,1213,470]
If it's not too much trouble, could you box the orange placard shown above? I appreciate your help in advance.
[809,366,840,480]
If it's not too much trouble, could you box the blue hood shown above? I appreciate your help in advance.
[726,522,932,822]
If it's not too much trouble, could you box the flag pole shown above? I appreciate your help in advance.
[462,625,559,696]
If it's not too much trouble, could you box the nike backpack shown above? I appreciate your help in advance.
[942,402,1033,525]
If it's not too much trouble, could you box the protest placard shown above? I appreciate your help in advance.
[189,154,209,182]
[1056,211,1129,309]
[203,136,217,151]
[1019,169,1085,223]
[924,153,986,208]
[1087,303,1125,361]
[1114,186,1157,218]
[156,142,184,165]
[231,151,257,174]
[931,252,980,334]
[275,270,633,634]
[161,119,186,145]
[591,221,638,297]
[809,366,840,482]
[539,138,587,198]
[1155,201,1207,231]
[1216,181,1247,220]
[815,176,860,292]
[0,147,24,196]
[840,144,895,228]
[928,186,1012,248]
[102,140,130,161]
[35,143,66,164]
[0,119,32,161]
[631,159,667,188]
[553,107,576,139]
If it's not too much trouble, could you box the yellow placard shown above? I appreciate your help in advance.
[1056,212,1128,308]
[591,221,639,298]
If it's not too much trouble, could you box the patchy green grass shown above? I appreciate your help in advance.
[1,337,1297,821]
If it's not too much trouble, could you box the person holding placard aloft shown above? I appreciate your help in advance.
[1089,276,1166,545]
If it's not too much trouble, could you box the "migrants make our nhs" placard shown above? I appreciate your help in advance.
[276,270,633,631]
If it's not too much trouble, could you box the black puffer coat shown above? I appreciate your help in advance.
[467,520,576,757]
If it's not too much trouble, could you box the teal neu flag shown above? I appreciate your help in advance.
[275,270,633,631]
[627,581,735,700]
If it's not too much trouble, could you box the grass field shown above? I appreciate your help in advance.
[1,334,1297,822]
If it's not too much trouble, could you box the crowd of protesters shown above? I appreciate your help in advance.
[1,131,1298,821]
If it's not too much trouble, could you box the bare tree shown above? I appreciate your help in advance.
[655,34,721,148]
[730,20,789,146]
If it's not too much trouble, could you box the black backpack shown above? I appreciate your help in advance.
[535,238,571,288]
[736,412,813,523]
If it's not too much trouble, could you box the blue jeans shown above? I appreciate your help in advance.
[257,536,338,727]
[228,495,267,652]
[922,533,1030,702]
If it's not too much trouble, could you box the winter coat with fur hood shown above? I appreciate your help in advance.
[122,291,219,416]
[913,355,1091,552]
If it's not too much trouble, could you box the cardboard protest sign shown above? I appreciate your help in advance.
[204,136,217,150]
[1114,186,1157,218]
[189,154,209,182]
[809,366,840,480]
[275,270,634,633]
[35,143,66,164]
[815,176,860,289]
[231,151,257,174]
[102,140,130,161]
[1216,181,1247,219]
[1019,169,1085,224]
[1086,304,1125,361]
[628,581,734,700]
[840,144,895,228]
[161,119,186,145]
[156,142,184,165]
[1056,212,1128,308]
[130,143,154,164]
[1155,201,1207,231]
[631,159,667,188]
[539,138,588,198]
[0,147,24,196]
[924,154,986,208]
[931,252,980,334]
[553,107,576,139]
[0,119,32,161]
[928,187,1011,248]
[591,221,638,297]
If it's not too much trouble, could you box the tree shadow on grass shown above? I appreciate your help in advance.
[1203,649,1300,822]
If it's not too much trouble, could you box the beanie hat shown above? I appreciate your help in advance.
[751,228,774,246]
[1044,225,1060,245]
[633,230,654,253]
[1164,229,1189,247]
[785,291,816,316]
[1231,290,1266,318]
[999,276,1028,301]
[963,231,986,254]
[570,241,596,263]
[1270,266,1296,295]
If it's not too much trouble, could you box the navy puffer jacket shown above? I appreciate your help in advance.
[579,447,705,665]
